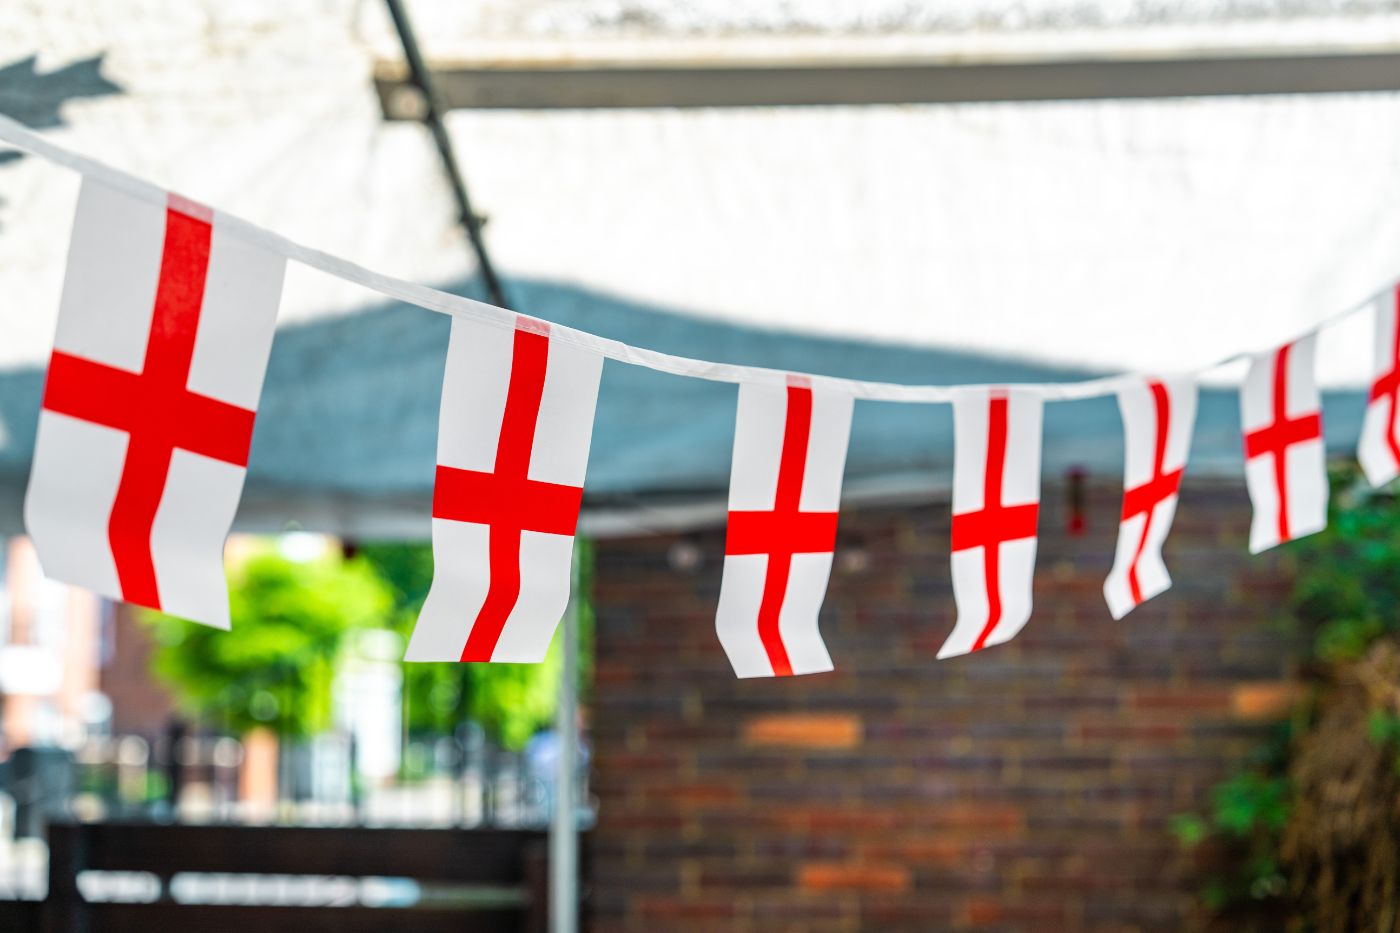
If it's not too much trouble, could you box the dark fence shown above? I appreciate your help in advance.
[29,728,580,829]
[33,821,556,933]
[0,900,38,928]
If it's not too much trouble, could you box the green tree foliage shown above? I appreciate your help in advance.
[146,538,588,751]
[145,547,394,738]
[357,540,592,750]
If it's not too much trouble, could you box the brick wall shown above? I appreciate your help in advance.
[101,604,176,736]
[587,480,1306,932]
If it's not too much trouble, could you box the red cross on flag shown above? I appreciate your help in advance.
[1104,378,1197,619]
[1359,285,1400,487]
[938,388,1043,659]
[25,180,284,628]
[405,316,602,663]
[1240,335,1327,554]
[715,378,853,678]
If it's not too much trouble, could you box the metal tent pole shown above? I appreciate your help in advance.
[382,0,510,309]
[549,550,580,933]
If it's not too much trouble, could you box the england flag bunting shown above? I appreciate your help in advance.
[715,378,853,678]
[406,316,602,663]
[938,388,1043,659]
[1104,377,1197,619]
[14,145,1388,664]
[25,179,284,629]
[1240,334,1327,554]
[1359,284,1400,487]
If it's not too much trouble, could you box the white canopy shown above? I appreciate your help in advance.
[0,0,1392,534]
[3,1,1400,380]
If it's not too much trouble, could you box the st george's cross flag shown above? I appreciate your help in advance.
[715,378,853,678]
[1359,284,1400,487]
[405,316,602,663]
[1104,377,1197,619]
[1240,334,1327,554]
[25,179,284,629]
[938,388,1043,659]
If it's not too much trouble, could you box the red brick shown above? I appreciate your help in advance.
[643,782,741,807]
[798,861,911,892]
[1075,722,1185,741]
[1128,688,1232,712]
[743,713,862,749]
[634,896,736,920]
[859,838,964,865]
[964,898,1003,926]
[918,803,1026,833]
[1231,680,1301,719]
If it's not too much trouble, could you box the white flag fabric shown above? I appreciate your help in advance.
[1359,285,1400,487]
[1240,334,1327,554]
[406,316,602,663]
[715,378,853,678]
[1104,378,1197,619]
[939,389,1043,659]
[25,180,284,629]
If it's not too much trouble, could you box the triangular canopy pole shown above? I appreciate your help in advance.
[381,0,510,309]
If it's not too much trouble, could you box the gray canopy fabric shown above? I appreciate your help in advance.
[0,275,1366,538]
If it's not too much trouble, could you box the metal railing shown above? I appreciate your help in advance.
[0,727,592,902]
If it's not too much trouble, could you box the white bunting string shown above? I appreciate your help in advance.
[0,112,1391,405]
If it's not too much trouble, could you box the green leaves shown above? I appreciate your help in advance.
[146,539,591,753]
[1315,617,1386,664]
[1171,812,1208,848]
[145,546,394,738]
[1363,710,1400,777]
[1292,473,1400,650]
[1177,470,1400,920]
[1211,773,1291,838]
[1172,773,1291,911]
[358,541,592,751]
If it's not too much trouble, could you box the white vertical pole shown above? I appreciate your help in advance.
[549,548,580,933]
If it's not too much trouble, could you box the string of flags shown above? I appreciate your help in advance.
[3,115,1399,679]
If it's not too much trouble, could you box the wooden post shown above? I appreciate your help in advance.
[42,822,88,933]
[523,839,549,933]
[239,728,279,821]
